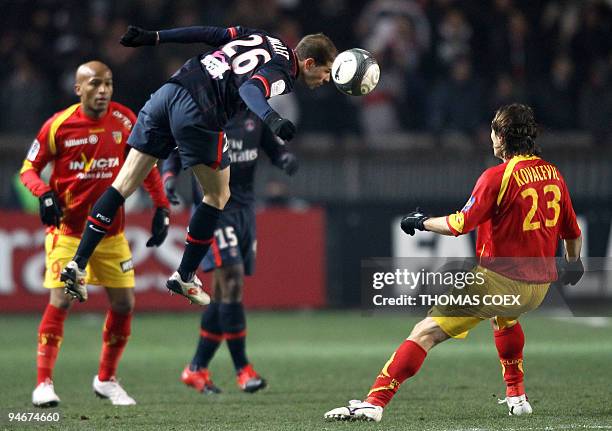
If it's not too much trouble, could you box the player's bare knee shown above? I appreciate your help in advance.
[111,150,158,198]
[204,188,231,210]
[111,173,139,198]
[107,290,135,314]
[220,282,243,303]
[50,289,73,310]
[408,318,449,351]
[219,267,244,303]
[110,297,134,314]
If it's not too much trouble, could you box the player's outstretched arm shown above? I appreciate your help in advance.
[400,210,453,236]
[423,217,453,236]
[120,25,238,47]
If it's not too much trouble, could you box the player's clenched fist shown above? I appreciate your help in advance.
[557,257,584,286]
[400,209,428,236]
[39,191,63,228]
[120,25,158,47]
[147,207,170,247]
[278,152,299,176]
[264,112,296,141]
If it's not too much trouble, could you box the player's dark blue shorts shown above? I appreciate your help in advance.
[202,207,257,275]
[128,83,230,169]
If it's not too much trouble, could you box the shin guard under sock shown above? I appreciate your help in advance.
[191,302,223,369]
[365,340,427,407]
[219,302,248,371]
[494,322,525,397]
[177,202,222,282]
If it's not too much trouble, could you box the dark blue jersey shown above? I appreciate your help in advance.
[162,110,289,211]
[162,26,299,130]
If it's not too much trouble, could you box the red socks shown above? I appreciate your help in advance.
[37,306,131,384]
[365,340,427,407]
[98,310,132,381]
[37,304,68,384]
[493,322,525,397]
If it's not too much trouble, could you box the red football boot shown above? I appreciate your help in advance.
[236,364,267,393]
[180,366,221,394]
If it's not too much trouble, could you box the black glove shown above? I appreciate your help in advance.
[39,191,63,228]
[264,112,296,141]
[557,257,584,286]
[278,152,298,176]
[146,207,170,247]
[400,208,429,236]
[163,174,180,206]
[120,25,158,47]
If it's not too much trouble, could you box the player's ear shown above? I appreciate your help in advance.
[304,58,315,70]
[74,83,82,97]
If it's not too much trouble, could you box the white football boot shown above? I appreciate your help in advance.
[165,272,210,305]
[93,375,136,406]
[324,400,383,422]
[60,261,88,302]
[32,379,60,407]
[498,394,533,416]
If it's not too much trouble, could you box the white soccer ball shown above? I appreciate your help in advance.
[331,48,380,96]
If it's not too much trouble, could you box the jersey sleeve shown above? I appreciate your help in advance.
[158,25,250,46]
[238,56,294,121]
[250,56,293,98]
[142,164,170,209]
[238,81,275,121]
[558,182,581,240]
[19,118,55,197]
[125,107,137,127]
[446,169,499,236]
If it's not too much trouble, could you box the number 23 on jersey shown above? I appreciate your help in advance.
[520,184,561,231]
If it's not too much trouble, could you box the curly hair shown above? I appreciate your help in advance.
[491,103,541,157]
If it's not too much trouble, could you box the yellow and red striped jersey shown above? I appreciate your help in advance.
[446,155,581,282]
[21,102,169,237]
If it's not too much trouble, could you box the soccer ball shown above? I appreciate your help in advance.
[331,48,380,96]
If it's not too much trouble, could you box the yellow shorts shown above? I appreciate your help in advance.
[429,266,549,339]
[44,233,135,289]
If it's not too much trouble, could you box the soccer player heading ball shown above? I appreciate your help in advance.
[325,103,584,422]
[21,61,170,407]
[60,25,337,304]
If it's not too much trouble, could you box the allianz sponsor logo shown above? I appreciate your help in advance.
[69,156,120,171]
[65,134,98,147]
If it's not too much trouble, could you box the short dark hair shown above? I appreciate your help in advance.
[295,33,337,66]
[491,103,541,157]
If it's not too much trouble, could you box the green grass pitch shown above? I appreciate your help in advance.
[1,311,611,430]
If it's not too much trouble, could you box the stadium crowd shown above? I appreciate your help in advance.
[1,0,611,141]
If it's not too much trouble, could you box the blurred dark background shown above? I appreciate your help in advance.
[2,0,612,209]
